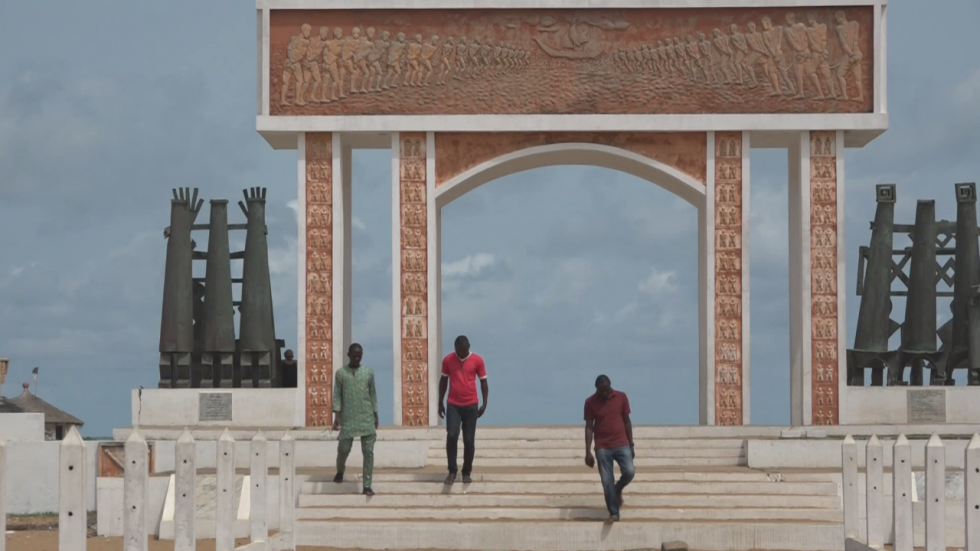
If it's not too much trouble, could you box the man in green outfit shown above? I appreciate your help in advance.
[331,343,379,495]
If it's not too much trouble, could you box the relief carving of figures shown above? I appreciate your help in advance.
[716,184,742,205]
[402,183,426,203]
[270,8,871,117]
[717,252,741,272]
[812,182,836,203]
[402,318,428,339]
[716,296,742,317]
[402,228,426,249]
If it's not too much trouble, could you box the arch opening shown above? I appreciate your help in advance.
[437,163,703,425]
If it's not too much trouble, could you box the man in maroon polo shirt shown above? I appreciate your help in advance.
[438,335,489,485]
[584,374,635,523]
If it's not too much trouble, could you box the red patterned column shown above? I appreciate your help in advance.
[399,133,429,426]
[810,131,840,425]
[305,133,333,427]
[714,132,744,426]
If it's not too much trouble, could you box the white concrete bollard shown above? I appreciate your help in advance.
[842,435,859,539]
[175,428,196,551]
[866,434,884,547]
[250,431,268,543]
[925,433,946,551]
[0,439,6,551]
[124,428,149,551]
[966,433,980,551]
[59,426,86,551]
[216,428,236,551]
[280,431,296,534]
[893,434,913,551]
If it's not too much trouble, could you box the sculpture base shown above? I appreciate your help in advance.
[130,388,303,428]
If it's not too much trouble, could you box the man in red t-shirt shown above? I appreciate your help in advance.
[584,374,635,523]
[438,335,488,485]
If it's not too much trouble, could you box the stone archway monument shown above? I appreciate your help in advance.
[256,0,888,428]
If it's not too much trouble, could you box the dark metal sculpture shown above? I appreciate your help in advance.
[157,188,285,389]
[159,188,203,388]
[897,200,943,385]
[847,184,899,385]
[200,200,237,388]
[238,188,277,388]
[850,183,980,387]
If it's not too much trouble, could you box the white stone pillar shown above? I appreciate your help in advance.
[59,426,86,551]
[302,133,352,428]
[710,131,750,426]
[699,133,716,426]
[788,131,844,426]
[216,429,235,551]
[893,434,913,551]
[124,428,148,551]
[842,435,859,539]
[426,131,441,427]
[296,133,308,427]
[250,431,268,543]
[279,432,295,534]
[0,439,6,551]
[392,132,431,427]
[866,435,884,547]
[925,434,946,551]
[966,433,980,551]
[175,429,196,550]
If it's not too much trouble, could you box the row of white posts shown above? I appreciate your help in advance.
[0,426,296,551]
[842,433,980,551]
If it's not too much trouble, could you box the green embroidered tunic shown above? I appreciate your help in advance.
[333,364,378,440]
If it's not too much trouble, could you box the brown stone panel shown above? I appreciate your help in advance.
[809,131,838,426]
[400,132,429,427]
[435,132,707,188]
[270,8,872,117]
[306,133,333,428]
[714,132,743,426]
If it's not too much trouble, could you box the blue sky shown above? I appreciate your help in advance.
[0,2,978,436]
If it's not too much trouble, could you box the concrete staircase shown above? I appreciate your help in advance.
[294,433,845,550]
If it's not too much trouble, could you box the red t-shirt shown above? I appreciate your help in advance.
[584,391,631,450]
[442,352,487,406]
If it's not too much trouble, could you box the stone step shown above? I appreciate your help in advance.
[296,506,843,522]
[302,480,838,496]
[422,457,745,467]
[422,438,749,449]
[298,492,842,509]
[295,520,843,550]
[311,470,831,483]
[427,447,745,459]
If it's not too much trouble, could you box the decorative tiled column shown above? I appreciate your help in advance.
[712,132,750,426]
[393,133,430,426]
[303,133,333,427]
[809,131,842,426]
[789,130,844,426]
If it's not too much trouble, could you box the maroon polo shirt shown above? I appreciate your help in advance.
[584,390,631,450]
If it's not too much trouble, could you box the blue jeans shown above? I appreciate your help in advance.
[596,445,635,517]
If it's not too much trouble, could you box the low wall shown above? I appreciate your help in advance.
[747,437,973,469]
[0,412,44,441]
[149,440,428,472]
[131,388,303,428]
[841,386,980,425]
[4,440,102,514]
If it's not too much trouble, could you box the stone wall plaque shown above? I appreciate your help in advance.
[199,392,233,422]
[907,389,946,423]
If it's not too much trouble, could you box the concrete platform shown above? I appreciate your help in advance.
[295,520,845,550]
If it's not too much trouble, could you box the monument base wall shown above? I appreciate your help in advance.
[839,386,980,425]
[131,388,304,428]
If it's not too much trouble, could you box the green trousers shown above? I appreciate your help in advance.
[337,433,377,489]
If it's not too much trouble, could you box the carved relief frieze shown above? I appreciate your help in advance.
[809,131,838,425]
[271,8,872,117]
[714,132,744,426]
[305,133,333,427]
[399,132,429,426]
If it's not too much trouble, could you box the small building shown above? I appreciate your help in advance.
[8,382,84,440]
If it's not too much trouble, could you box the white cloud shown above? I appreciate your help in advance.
[443,253,498,279]
[353,216,366,231]
[638,269,677,297]
[532,257,596,307]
